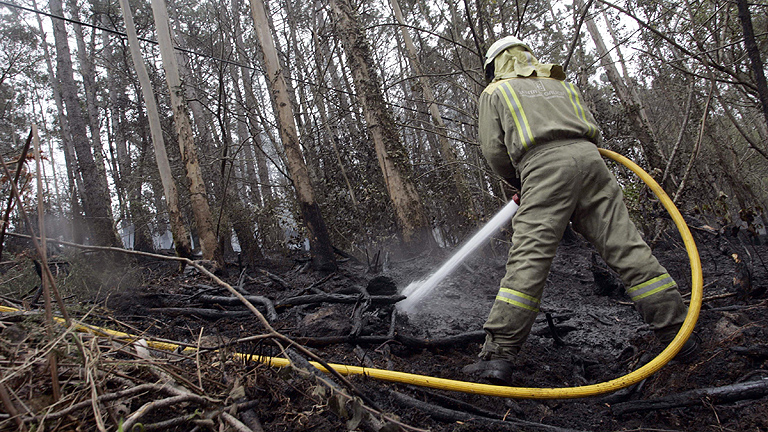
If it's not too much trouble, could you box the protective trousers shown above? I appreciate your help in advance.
[481,141,688,358]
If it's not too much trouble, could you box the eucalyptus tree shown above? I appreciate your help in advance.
[249,0,337,270]
[389,0,473,233]
[118,0,193,258]
[329,0,437,254]
[575,0,668,184]
[66,0,109,187]
[30,0,93,244]
[228,0,284,249]
[49,0,122,247]
[150,0,223,267]
[102,27,155,252]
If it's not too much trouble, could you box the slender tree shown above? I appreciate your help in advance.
[576,0,666,178]
[118,0,193,258]
[329,0,436,254]
[390,0,473,228]
[249,0,337,270]
[150,0,223,267]
[49,0,122,247]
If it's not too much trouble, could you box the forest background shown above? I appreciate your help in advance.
[0,0,766,269]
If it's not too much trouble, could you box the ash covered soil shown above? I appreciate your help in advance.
[97,228,768,431]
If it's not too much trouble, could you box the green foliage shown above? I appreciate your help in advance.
[0,7,41,151]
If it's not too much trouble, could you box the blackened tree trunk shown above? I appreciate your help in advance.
[736,0,768,135]
[249,0,336,270]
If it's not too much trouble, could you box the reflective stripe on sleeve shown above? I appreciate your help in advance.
[561,81,597,139]
[496,287,540,312]
[499,82,536,150]
[627,273,676,301]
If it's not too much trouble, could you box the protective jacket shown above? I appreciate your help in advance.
[476,45,689,359]
[479,46,600,178]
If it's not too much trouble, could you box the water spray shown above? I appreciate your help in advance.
[398,194,520,314]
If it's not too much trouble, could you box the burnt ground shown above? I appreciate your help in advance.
[2,225,768,431]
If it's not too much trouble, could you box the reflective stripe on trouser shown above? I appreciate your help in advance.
[482,141,688,352]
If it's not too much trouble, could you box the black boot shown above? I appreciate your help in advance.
[462,358,516,385]
[669,336,699,364]
[657,326,699,364]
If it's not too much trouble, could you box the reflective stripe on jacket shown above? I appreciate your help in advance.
[478,76,601,180]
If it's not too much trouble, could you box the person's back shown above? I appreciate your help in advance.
[481,75,599,166]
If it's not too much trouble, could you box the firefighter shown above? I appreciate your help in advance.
[464,36,696,384]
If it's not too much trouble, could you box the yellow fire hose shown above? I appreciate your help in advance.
[0,149,701,399]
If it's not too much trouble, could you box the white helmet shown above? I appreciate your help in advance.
[484,35,530,69]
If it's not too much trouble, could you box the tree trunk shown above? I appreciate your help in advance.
[49,0,122,248]
[67,0,109,189]
[577,0,667,179]
[736,0,768,135]
[329,0,436,254]
[118,0,192,258]
[102,13,154,252]
[249,0,337,270]
[229,5,273,207]
[228,189,264,268]
[311,4,363,206]
[32,0,79,242]
[390,0,473,231]
[150,0,222,267]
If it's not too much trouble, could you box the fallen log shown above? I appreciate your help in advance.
[292,330,486,348]
[390,391,585,432]
[276,293,405,307]
[150,308,253,320]
[611,377,768,416]
[195,295,278,321]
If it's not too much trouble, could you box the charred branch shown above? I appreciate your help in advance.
[277,293,405,307]
[294,330,486,348]
[611,377,768,416]
[389,390,585,432]
[150,308,254,320]
[196,295,278,321]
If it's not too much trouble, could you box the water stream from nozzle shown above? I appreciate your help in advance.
[397,199,519,314]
